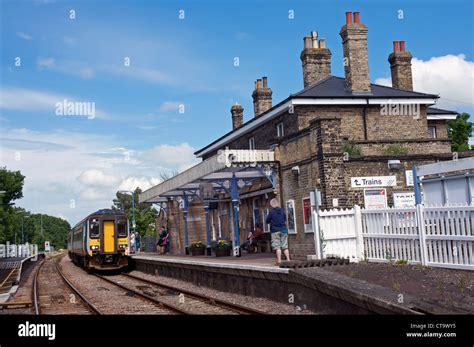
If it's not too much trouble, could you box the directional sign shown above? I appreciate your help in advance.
[351,176,397,188]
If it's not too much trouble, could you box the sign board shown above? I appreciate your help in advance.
[351,176,397,188]
[364,189,388,209]
[44,241,51,252]
[405,170,414,187]
[393,192,416,208]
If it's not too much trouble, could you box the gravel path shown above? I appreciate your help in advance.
[128,270,316,314]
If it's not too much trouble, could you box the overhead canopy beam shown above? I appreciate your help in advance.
[139,149,275,203]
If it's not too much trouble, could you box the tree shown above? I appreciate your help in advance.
[448,112,473,152]
[112,187,158,237]
[0,168,25,243]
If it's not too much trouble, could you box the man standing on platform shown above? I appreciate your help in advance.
[266,198,291,266]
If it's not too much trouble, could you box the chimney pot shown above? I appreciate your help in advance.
[393,41,399,52]
[262,76,268,88]
[353,12,360,23]
[318,39,326,49]
[304,36,312,49]
[256,79,262,89]
[311,31,318,48]
[345,11,352,24]
[399,41,405,52]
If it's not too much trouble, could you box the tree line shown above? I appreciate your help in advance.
[0,167,71,250]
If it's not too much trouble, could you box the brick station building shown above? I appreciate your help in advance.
[140,11,467,260]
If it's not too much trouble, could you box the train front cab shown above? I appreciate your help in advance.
[88,216,129,270]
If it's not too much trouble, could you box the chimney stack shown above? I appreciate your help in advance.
[340,11,371,93]
[252,76,272,117]
[388,40,413,91]
[231,103,244,130]
[300,31,332,87]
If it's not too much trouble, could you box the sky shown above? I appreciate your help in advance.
[1,0,473,225]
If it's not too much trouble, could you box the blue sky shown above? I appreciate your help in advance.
[1,0,473,224]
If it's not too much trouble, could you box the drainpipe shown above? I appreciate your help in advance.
[363,98,368,140]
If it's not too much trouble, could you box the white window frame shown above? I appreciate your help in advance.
[302,196,313,233]
[286,199,297,234]
[249,137,255,150]
[263,208,270,233]
[276,122,284,137]
[427,126,437,139]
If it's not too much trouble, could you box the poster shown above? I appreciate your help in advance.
[393,192,416,208]
[363,189,388,209]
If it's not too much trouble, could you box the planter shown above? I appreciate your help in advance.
[190,248,206,256]
[214,248,231,257]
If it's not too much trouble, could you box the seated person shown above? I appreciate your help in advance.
[248,223,264,252]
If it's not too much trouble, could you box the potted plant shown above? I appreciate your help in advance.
[211,239,232,257]
[189,241,206,256]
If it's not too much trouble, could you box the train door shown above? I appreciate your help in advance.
[103,220,116,253]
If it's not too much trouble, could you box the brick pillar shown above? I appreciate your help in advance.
[388,41,413,91]
[300,31,332,87]
[252,77,272,117]
[230,103,244,129]
[340,11,371,93]
[314,117,348,209]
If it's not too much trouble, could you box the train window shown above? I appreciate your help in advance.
[89,219,100,238]
[117,219,127,237]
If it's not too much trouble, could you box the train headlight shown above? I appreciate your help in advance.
[90,245,99,251]
[119,244,127,249]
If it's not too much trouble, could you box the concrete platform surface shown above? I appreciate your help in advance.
[132,253,289,273]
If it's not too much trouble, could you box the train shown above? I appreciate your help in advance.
[68,209,130,270]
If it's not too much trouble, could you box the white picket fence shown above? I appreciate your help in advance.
[312,204,474,270]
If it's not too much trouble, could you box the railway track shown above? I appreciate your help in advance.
[33,256,102,315]
[95,272,267,315]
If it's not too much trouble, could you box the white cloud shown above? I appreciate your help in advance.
[144,143,199,172]
[375,54,474,110]
[16,32,33,40]
[80,188,108,201]
[77,169,119,187]
[0,87,108,119]
[38,59,96,79]
[37,57,55,68]
[118,176,161,192]
[159,101,184,113]
[103,65,175,86]
[1,128,199,223]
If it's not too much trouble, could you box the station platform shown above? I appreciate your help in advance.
[131,252,287,273]
[130,252,435,315]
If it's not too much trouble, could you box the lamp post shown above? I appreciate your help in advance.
[119,190,136,236]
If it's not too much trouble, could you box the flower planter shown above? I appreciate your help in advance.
[190,248,206,256]
[214,248,231,257]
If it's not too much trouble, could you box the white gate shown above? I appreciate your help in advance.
[315,206,363,262]
[361,207,422,264]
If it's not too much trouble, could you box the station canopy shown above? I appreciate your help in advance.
[138,149,277,204]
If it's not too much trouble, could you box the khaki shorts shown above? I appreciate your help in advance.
[271,232,288,250]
